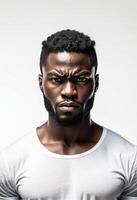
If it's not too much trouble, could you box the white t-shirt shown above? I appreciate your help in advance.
[0,127,137,200]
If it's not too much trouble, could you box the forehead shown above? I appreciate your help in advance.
[43,52,92,72]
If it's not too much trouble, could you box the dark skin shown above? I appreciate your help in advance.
[37,52,103,155]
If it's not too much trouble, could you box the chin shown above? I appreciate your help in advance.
[55,116,83,126]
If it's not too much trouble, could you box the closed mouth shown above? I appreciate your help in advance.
[58,101,79,108]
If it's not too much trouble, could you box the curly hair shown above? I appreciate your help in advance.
[40,29,98,73]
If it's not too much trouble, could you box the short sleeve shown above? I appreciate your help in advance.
[0,152,19,199]
[121,146,137,199]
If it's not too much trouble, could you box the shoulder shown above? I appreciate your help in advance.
[0,128,37,166]
[102,127,137,162]
[104,127,136,151]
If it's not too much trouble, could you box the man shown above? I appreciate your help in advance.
[0,29,137,199]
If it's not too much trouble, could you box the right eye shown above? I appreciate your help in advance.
[50,77,63,84]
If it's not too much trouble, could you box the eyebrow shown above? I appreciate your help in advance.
[74,71,91,76]
[46,70,92,77]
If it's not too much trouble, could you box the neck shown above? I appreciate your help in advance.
[45,114,93,146]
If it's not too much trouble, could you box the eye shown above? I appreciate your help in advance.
[75,77,89,84]
[50,77,64,84]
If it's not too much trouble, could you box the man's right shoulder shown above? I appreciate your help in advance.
[0,129,36,165]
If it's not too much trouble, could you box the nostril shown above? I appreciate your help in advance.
[61,94,67,99]
[61,91,78,100]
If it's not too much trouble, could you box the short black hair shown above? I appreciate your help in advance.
[40,29,98,73]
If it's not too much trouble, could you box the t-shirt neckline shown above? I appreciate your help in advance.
[34,127,107,159]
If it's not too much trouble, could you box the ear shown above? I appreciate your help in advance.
[95,74,99,92]
[38,74,43,92]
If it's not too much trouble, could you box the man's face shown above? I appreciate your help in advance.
[39,52,99,126]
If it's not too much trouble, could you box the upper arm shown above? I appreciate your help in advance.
[0,152,19,199]
[120,147,137,199]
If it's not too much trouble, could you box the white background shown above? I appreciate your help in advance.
[0,0,137,149]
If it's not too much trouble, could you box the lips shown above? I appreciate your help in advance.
[58,101,80,112]
[58,101,79,107]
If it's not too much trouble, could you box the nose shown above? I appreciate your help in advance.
[61,81,78,99]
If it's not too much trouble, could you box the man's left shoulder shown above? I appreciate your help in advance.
[104,127,137,155]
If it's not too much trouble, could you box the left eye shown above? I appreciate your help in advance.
[75,77,89,84]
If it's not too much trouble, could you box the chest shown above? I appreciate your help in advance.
[16,154,125,199]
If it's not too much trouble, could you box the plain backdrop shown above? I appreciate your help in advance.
[0,0,137,150]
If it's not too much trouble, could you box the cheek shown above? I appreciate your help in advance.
[42,82,61,103]
[87,79,96,99]
[78,82,95,102]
